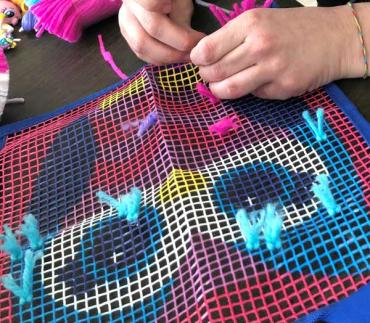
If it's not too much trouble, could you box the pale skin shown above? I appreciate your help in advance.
[119,0,205,65]
[119,1,370,100]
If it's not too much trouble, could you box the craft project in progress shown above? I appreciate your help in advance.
[0,63,369,322]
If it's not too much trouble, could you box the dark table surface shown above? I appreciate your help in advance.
[1,0,369,126]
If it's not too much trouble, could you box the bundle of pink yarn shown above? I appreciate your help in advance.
[31,0,122,43]
[0,49,9,119]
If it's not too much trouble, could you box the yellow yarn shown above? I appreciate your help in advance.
[9,0,28,15]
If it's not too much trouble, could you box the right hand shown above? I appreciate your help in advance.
[119,0,205,65]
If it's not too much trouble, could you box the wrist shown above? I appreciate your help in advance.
[335,4,368,79]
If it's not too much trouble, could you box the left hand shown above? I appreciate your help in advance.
[119,0,204,65]
[190,6,361,100]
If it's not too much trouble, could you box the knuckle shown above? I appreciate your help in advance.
[274,78,300,100]
[243,9,262,27]
[198,39,215,64]
[210,63,226,80]
[131,35,146,55]
[269,58,284,74]
[145,17,161,38]
[179,33,194,52]
[252,32,273,56]
[280,76,298,92]
[139,0,160,11]
[223,81,240,98]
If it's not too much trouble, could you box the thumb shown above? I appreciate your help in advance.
[170,0,206,47]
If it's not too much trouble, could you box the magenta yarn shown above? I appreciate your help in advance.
[0,49,9,73]
[31,0,122,43]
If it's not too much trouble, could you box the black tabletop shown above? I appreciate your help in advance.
[1,0,369,126]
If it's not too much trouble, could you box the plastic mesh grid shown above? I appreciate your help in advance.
[0,63,369,322]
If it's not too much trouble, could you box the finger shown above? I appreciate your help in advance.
[209,65,270,99]
[135,0,172,13]
[119,5,189,64]
[253,83,305,100]
[129,0,204,52]
[198,41,258,82]
[190,17,246,66]
[252,83,281,99]
[169,0,194,26]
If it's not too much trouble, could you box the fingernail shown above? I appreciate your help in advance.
[190,47,200,64]
[208,83,221,99]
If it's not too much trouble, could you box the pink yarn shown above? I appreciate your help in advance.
[209,4,226,26]
[98,34,128,80]
[209,116,240,136]
[196,83,220,104]
[263,0,274,8]
[0,49,9,73]
[242,0,256,10]
[31,0,122,43]
[209,0,273,26]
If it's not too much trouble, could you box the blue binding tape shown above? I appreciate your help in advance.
[325,83,370,145]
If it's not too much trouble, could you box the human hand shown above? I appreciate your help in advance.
[119,0,205,65]
[191,6,362,100]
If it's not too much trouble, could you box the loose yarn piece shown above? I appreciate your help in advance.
[97,187,142,222]
[16,214,43,250]
[312,174,341,216]
[261,204,283,251]
[235,209,264,251]
[0,225,23,261]
[196,82,219,104]
[98,34,128,80]
[302,108,327,142]
[209,115,239,136]
[1,250,43,304]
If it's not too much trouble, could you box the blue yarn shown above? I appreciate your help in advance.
[0,225,23,261]
[16,214,43,251]
[312,174,341,216]
[235,209,263,251]
[25,0,41,7]
[97,187,142,222]
[1,250,43,304]
[22,250,43,304]
[2,275,26,302]
[261,204,283,251]
[122,120,140,132]
[21,12,38,32]
[96,191,121,213]
[302,108,327,142]
[137,112,158,137]
[122,187,142,222]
